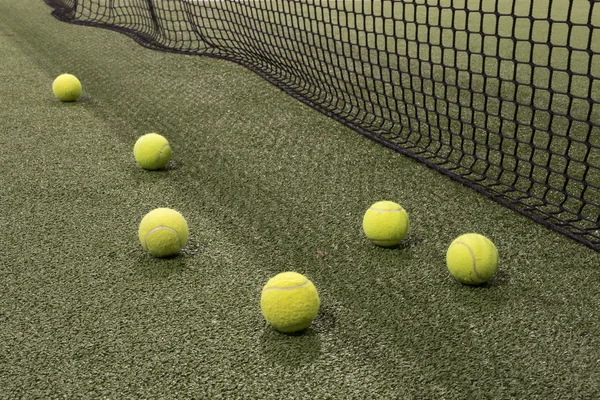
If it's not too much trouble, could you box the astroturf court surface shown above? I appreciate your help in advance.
[1,0,600,398]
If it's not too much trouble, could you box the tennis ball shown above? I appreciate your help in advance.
[52,73,82,102]
[362,200,410,247]
[261,272,320,333]
[138,208,189,257]
[446,233,499,285]
[133,133,172,170]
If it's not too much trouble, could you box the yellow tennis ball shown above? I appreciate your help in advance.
[133,133,171,170]
[362,200,410,247]
[138,208,189,257]
[52,73,82,102]
[260,272,320,333]
[446,233,499,285]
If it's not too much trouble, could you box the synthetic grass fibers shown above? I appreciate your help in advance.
[1,0,600,398]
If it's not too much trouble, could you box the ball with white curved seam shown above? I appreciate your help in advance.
[362,200,410,247]
[138,208,188,257]
[446,233,498,285]
[133,133,171,170]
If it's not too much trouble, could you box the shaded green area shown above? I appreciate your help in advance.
[1,0,600,398]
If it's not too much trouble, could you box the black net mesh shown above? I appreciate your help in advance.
[45,0,600,252]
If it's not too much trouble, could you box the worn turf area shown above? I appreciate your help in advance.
[0,0,599,398]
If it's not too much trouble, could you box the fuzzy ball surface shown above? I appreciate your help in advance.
[261,272,320,333]
[133,133,171,170]
[52,74,82,102]
[138,208,189,257]
[446,233,499,285]
[362,200,410,247]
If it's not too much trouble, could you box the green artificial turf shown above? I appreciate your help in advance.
[1,0,599,398]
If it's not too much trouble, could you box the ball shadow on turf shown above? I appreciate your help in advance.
[135,252,188,279]
[164,159,182,171]
[258,305,338,368]
[133,235,202,278]
[368,234,423,252]
[312,305,337,332]
[50,95,93,107]
[448,266,509,290]
[259,326,322,368]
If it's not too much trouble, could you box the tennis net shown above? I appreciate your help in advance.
[45,0,600,251]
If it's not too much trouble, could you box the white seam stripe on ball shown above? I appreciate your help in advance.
[157,143,169,163]
[370,207,403,212]
[263,280,309,291]
[455,241,481,279]
[134,135,145,154]
[145,226,181,249]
